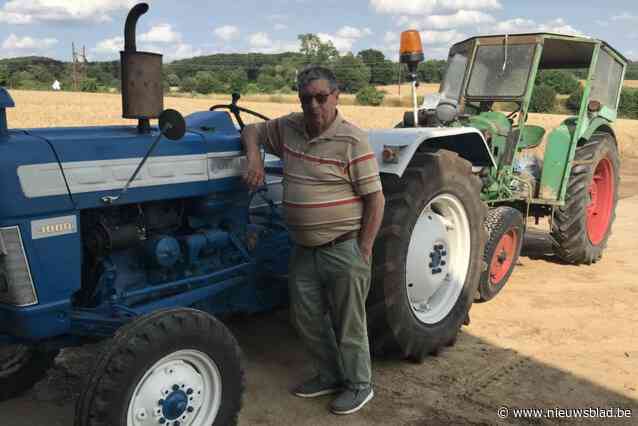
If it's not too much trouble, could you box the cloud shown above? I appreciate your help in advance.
[168,43,203,61]
[491,17,583,36]
[247,39,297,54]
[92,35,124,56]
[0,10,32,24]
[317,26,373,54]
[411,10,495,29]
[2,33,58,50]
[337,26,366,39]
[371,0,501,15]
[140,24,181,44]
[420,29,466,45]
[0,0,135,24]
[274,23,288,30]
[213,25,240,41]
[249,32,272,48]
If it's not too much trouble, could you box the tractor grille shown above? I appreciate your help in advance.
[0,227,37,306]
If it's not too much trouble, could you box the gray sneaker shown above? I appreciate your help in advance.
[330,386,374,415]
[292,376,342,398]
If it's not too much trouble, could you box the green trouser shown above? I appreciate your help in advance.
[288,238,372,390]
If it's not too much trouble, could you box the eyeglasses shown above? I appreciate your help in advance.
[299,89,336,105]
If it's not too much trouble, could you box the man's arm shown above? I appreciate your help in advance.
[358,190,385,264]
[240,125,265,192]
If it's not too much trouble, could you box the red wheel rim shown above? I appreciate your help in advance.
[489,229,518,285]
[586,157,614,245]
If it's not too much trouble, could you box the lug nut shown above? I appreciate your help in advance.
[187,407,194,413]
[159,418,166,424]
[186,388,194,395]
[172,384,179,391]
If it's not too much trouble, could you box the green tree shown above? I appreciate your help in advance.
[536,70,579,95]
[180,76,197,93]
[356,85,385,106]
[334,53,371,93]
[0,65,8,86]
[194,71,223,94]
[529,84,556,112]
[80,78,98,92]
[357,49,395,85]
[619,87,638,119]
[298,33,338,66]
[418,60,446,83]
[167,73,181,87]
[223,68,249,94]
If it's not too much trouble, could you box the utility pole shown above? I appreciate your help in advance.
[71,43,89,91]
[72,42,79,91]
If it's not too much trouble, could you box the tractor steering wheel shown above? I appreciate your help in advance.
[209,93,271,131]
[506,104,521,120]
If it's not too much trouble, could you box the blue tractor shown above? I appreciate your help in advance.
[0,4,490,425]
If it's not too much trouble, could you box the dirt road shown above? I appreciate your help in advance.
[1,162,637,425]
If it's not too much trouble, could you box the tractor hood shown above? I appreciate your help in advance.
[13,111,244,210]
[367,126,495,177]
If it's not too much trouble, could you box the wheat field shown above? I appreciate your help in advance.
[6,89,638,157]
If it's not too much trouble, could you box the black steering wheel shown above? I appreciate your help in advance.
[209,93,271,130]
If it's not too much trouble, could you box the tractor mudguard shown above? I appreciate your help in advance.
[368,127,495,177]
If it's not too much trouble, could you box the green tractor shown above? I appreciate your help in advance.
[374,31,626,304]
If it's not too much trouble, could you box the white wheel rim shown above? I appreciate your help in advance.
[127,349,222,426]
[406,193,471,324]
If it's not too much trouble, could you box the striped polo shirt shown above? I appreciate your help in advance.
[252,111,382,247]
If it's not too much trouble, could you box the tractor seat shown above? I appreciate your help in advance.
[517,125,546,150]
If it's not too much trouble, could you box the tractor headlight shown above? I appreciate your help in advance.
[0,227,37,306]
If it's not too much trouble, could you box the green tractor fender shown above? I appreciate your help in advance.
[368,127,496,177]
[539,116,616,201]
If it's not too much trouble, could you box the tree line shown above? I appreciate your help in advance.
[0,33,636,112]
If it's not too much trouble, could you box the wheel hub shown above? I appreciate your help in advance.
[489,230,517,285]
[161,388,189,421]
[428,244,448,274]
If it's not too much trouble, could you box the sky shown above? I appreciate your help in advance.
[0,0,636,63]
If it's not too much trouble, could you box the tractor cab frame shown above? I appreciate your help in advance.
[436,33,627,206]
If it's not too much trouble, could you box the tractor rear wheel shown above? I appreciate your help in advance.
[368,150,486,362]
[476,206,524,303]
[75,308,244,426]
[0,345,59,401]
[551,134,619,264]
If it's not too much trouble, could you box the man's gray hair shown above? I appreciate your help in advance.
[297,66,339,92]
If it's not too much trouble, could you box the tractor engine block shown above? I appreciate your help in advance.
[78,196,247,307]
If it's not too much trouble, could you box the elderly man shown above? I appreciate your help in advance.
[241,66,385,415]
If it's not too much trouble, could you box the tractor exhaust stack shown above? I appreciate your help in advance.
[120,2,163,133]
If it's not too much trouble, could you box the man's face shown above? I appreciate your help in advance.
[299,79,339,133]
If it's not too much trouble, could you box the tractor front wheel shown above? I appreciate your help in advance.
[368,150,486,362]
[74,308,244,426]
[551,134,620,264]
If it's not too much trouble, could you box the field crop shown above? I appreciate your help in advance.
[6,89,638,157]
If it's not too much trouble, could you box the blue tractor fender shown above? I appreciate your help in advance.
[368,127,496,177]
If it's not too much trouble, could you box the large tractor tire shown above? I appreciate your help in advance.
[75,308,244,426]
[0,345,59,401]
[368,150,487,362]
[476,206,524,303]
[551,134,620,264]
